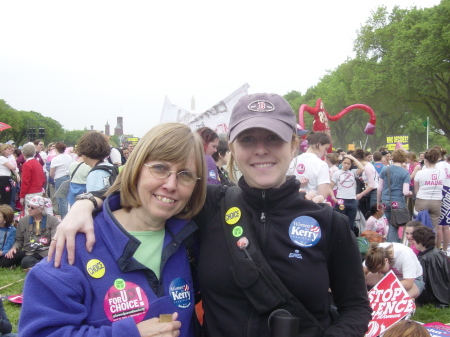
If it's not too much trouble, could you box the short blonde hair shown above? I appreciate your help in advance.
[107,123,206,219]
[382,320,430,337]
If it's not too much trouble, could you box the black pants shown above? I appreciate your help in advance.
[21,253,44,269]
[0,250,25,268]
[0,176,12,205]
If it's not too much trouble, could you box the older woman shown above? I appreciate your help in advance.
[19,143,46,214]
[0,144,17,205]
[50,142,73,219]
[19,124,206,337]
[377,149,412,242]
[6,196,59,269]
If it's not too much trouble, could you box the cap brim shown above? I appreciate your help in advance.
[229,117,294,143]
[296,129,309,136]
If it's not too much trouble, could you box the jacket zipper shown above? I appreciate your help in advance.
[261,190,267,249]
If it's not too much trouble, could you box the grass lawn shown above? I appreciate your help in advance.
[1,267,449,333]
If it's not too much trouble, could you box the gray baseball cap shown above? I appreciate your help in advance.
[228,93,296,143]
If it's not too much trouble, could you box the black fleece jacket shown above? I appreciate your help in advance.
[194,176,372,337]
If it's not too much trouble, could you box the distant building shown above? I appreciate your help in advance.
[114,117,123,136]
[105,120,110,136]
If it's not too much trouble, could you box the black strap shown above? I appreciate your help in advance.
[220,186,326,333]
[70,162,84,180]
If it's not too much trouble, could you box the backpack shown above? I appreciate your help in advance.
[89,164,119,188]
[356,237,370,262]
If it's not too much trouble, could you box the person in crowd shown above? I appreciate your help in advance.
[49,93,372,337]
[76,132,115,192]
[382,320,430,337]
[412,226,450,308]
[419,152,425,167]
[67,157,91,206]
[19,143,46,214]
[196,127,220,185]
[0,204,24,269]
[108,141,124,166]
[372,151,385,175]
[287,131,331,199]
[34,139,48,162]
[385,151,393,165]
[45,142,58,215]
[353,148,379,216]
[127,142,135,153]
[377,149,412,242]
[0,298,17,337]
[6,196,59,270]
[364,150,373,163]
[211,138,234,187]
[49,142,73,219]
[19,123,204,337]
[325,153,340,205]
[330,154,365,231]
[16,141,45,173]
[0,144,17,205]
[381,150,390,166]
[122,147,130,164]
[364,242,424,299]
[414,148,444,246]
[378,146,387,152]
[404,221,424,256]
[406,151,422,217]
[435,146,450,255]
[5,144,20,211]
[364,204,388,238]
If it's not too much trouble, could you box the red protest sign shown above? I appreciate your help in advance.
[365,270,415,337]
[424,322,450,337]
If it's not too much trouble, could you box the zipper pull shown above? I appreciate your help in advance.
[260,212,266,223]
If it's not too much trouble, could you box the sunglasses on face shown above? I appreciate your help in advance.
[27,205,37,210]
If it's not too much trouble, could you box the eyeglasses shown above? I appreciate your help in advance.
[144,163,200,186]
[27,205,36,210]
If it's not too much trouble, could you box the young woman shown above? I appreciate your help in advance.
[211,138,234,187]
[0,144,16,205]
[196,127,220,185]
[404,220,423,256]
[353,148,379,216]
[330,155,364,230]
[364,204,388,238]
[406,152,422,217]
[414,147,445,250]
[287,132,331,198]
[377,149,412,243]
[364,242,424,299]
[49,93,372,337]
[0,204,23,269]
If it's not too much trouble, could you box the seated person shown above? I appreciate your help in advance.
[5,196,59,270]
[363,242,424,299]
[0,205,25,269]
[412,226,450,308]
[404,220,423,256]
[0,298,18,337]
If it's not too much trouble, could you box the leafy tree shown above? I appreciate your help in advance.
[354,1,450,141]
[62,130,88,147]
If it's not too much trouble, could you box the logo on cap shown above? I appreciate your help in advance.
[248,100,275,112]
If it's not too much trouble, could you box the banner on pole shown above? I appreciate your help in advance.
[365,270,415,337]
[386,135,409,151]
[160,83,250,133]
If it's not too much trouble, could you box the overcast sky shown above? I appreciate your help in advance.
[0,0,441,138]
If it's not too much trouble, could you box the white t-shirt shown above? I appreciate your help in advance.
[331,169,358,199]
[436,161,450,187]
[362,162,379,190]
[287,152,330,193]
[414,168,444,200]
[109,147,122,165]
[364,216,388,236]
[50,153,73,179]
[363,242,422,280]
[0,156,11,176]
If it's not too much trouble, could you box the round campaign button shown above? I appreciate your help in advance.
[296,163,305,174]
[391,201,399,209]
[288,216,322,248]
[86,259,106,279]
[104,281,149,323]
[209,170,217,179]
[169,277,192,309]
[337,199,344,205]
[339,204,345,210]
[232,226,243,237]
[225,207,241,225]
[237,237,249,250]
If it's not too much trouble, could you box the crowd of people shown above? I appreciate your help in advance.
[1,93,449,336]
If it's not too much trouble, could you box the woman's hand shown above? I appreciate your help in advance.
[48,199,97,267]
[137,312,181,337]
[5,247,16,259]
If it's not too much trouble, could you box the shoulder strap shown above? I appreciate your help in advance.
[70,162,84,180]
[220,186,326,332]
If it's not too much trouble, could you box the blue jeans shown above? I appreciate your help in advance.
[382,199,406,243]
[55,175,70,219]
[335,199,359,230]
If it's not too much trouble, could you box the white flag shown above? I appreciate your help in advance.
[160,83,250,133]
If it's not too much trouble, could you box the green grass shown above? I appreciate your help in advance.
[1,267,449,333]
